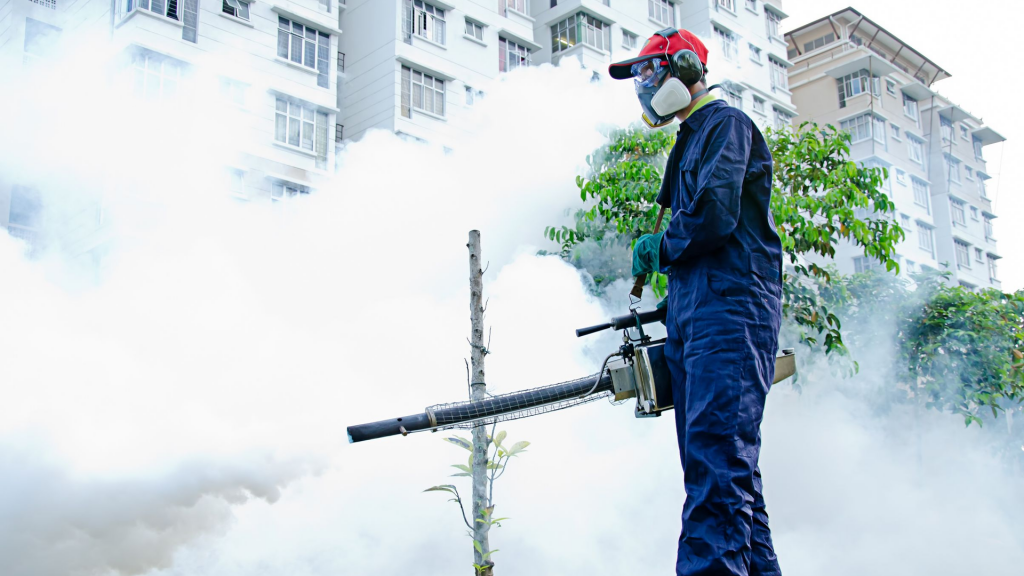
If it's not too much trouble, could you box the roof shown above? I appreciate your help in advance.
[784,7,950,86]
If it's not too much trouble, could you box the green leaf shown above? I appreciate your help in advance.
[508,440,531,456]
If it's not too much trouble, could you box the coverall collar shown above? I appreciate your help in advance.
[679,94,721,132]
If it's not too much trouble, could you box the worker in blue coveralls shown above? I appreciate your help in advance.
[608,28,784,576]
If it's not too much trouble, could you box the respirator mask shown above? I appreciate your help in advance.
[631,38,708,128]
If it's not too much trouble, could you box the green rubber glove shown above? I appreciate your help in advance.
[631,232,664,277]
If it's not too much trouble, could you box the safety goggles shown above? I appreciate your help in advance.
[631,59,670,90]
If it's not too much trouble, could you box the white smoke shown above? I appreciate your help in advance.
[1,30,1022,576]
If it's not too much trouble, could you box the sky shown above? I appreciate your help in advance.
[1,4,1023,576]
[782,0,1024,290]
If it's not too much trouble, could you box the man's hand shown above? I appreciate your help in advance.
[631,232,664,277]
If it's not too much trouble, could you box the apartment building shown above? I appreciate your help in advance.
[0,0,342,256]
[784,8,1005,290]
[338,0,796,145]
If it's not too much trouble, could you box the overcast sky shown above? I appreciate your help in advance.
[782,0,1023,291]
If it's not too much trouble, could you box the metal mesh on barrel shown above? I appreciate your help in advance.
[427,372,613,430]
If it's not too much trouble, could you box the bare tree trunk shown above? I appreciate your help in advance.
[467,230,493,576]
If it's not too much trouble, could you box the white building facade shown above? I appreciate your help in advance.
[337,0,796,146]
[1,0,342,256]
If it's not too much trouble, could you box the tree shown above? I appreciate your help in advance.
[546,122,904,360]
[424,231,531,576]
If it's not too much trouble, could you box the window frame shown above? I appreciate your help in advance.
[748,42,762,64]
[769,57,788,91]
[916,222,934,256]
[464,19,484,42]
[714,26,737,62]
[954,239,971,269]
[551,12,610,54]
[222,0,251,20]
[274,96,329,166]
[648,0,675,27]
[499,37,531,72]
[764,8,782,39]
[950,198,966,226]
[412,0,446,46]
[277,17,331,89]
[911,177,930,211]
[401,65,446,118]
[902,93,919,123]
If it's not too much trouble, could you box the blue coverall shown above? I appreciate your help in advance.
[656,98,784,576]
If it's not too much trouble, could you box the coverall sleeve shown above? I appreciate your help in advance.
[659,115,751,268]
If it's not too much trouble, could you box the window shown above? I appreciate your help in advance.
[965,166,974,181]
[117,0,179,22]
[746,0,757,10]
[773,108,792,131]
[974,247,983,262]
[29,0,56,9]
[900,213,911,229]
[954,239,970,269]
[401,66,445,117]
[840,114,872,143]
[906,259,916,273]
[802,32,835,53]
[944,154,961,184]
[716,0,735,12]
[972,137,983,160]
[769,58,787,91]
[277,17,331,89]
[890,124,900,140]
[504,0,528,14]
[988,256,998,280]
[902,93,918,122]
[271,181,309,201]
[499,37,530,72]
[984,216,994,240]
[649,0,674,26]
[940,116,953,142]
[8,186,41,229]
[958,125,968,140]
[872,116,886,146]
[23,18,61,61]
[411,1,446,45]
[752,95,765,114]
[335,123,344,142]
[623,30,638,50]
[912,178,929,210]
[715,27,737,62]
[274,98,330,168]
[917,223,934,255]
[885,79,896,95]
[748,43,762,63]
[853,256,882,274]
[222,0,248,19]
[863,159,890,192]
[970,206,979,221]
[464,85,483,105]
[765,9,781,38]
[836,69,878,108]
[724,87,742,109]
[907,135,924,166]
[552,13,609,53]
[465,19,484,42]
[950,199,966,226]
[978,175,988,198]
[895,168,907,185]
[131,52,182,100]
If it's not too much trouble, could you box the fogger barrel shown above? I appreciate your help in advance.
[346,372,613,443]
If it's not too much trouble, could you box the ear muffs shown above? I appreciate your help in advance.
[669,49,706,86]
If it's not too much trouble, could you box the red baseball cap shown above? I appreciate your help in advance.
[608,28,709,80]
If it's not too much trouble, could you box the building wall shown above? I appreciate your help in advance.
[2,0,342,256]
[785,9,1003,288]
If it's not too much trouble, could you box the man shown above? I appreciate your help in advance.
[608,29,784,576]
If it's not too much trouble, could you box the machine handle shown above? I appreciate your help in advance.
[575,307,667,337]
[629,206,667,299]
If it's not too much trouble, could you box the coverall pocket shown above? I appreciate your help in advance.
[706,268,749,300]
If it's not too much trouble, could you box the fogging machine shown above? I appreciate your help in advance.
[347,307,795,443]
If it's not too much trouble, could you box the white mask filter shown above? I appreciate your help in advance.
[650,77,692,117]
